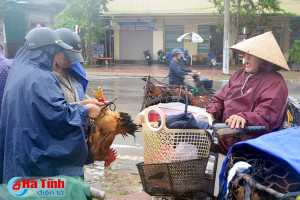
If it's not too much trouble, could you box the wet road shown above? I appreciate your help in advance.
[84,76,300,174]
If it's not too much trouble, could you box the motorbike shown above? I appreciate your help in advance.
[191,72,215,93]
[157,50,170,66]
[179,50,191,66]
[208,52,222,68]
[143,50,152,65]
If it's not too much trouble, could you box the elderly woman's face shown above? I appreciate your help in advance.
[245,53,265,73]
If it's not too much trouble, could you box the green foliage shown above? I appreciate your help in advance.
[54,0,111,44]
[54,0,111,64]
[290,40,300,64]
[209,0,292,37]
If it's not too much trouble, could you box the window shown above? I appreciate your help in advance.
[197,25,210,55]
[164,25,184,53]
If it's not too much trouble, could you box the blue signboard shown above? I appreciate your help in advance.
[118,22,156,31]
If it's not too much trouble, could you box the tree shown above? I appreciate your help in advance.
[54,0,111,65]
[0,0,27,20]
[210,0,292,64]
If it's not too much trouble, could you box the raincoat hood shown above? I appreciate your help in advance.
[67,62,88,93]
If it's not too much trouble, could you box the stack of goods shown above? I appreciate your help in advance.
[141,75,213,111]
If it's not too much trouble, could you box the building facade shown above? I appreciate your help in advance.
[106,0,300,62]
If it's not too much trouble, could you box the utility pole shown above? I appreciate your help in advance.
[223,0,230,75]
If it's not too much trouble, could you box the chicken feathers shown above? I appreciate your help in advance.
[87,87,137,167]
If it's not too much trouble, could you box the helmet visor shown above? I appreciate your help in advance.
[56,40,73,50]
[62,49,84,63]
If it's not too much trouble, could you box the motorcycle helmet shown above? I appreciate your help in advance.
[25,27,72,50]
[55,28,84,63]
[171,49,182,57]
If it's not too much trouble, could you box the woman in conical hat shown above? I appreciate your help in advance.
[206,31,289,155]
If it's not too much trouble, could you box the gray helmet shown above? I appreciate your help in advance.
[171,49,182,57]
[25,27,72,50]
[55,28,84,63]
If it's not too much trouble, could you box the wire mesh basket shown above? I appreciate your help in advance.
[142,107,212,164]
[227,147,300,200]
[141,75,213,111]
[137,157,209,197]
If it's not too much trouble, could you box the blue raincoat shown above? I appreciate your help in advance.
[0,44,89,184]
[0,46,13,116]
[219,127,300,199]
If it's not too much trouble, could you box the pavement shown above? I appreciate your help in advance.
[108,192,150,200]
[83,63,300,82]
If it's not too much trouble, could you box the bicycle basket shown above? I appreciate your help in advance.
[137,157,209,197]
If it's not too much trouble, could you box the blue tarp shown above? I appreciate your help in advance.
[219,127,300,199]
[0,43,89,184]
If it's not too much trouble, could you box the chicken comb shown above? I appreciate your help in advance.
[92,87,108,103]
[91,86,103,101]
[104,148,117,168]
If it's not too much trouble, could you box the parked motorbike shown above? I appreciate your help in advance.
[143,50,152,65]
[192,72,216,93]
[157,50,170,66]
[179,50,191,66]
[208,52,222,68]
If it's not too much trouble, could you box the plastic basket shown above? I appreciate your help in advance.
[143,106,212,164]
[136,157,209,197]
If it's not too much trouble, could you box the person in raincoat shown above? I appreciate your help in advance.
[0,45,13,117]
[53,28,100,164]
[53,28,96,104]
[0,27,103,184]
[169,48,194,85]
[206,32,289,155]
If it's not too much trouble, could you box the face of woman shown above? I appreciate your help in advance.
[54,52,72,69]
[245,53,265,73]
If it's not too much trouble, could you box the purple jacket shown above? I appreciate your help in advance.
[206,67,288,154]
[0,47,13,116]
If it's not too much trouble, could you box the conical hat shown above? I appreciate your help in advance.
[230,31,290,71]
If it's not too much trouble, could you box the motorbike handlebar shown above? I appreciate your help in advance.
[211,123,266,139]
[244,126,266,133]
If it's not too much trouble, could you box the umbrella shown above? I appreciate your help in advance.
[177,32,204,65]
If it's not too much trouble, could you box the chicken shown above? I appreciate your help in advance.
[87,87,137,167]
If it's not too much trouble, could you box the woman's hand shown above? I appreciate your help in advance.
[80,99,105,107]
[86,104,102,119]
[225,115,246,129]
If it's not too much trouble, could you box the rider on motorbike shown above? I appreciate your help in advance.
[169,49,194,85]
